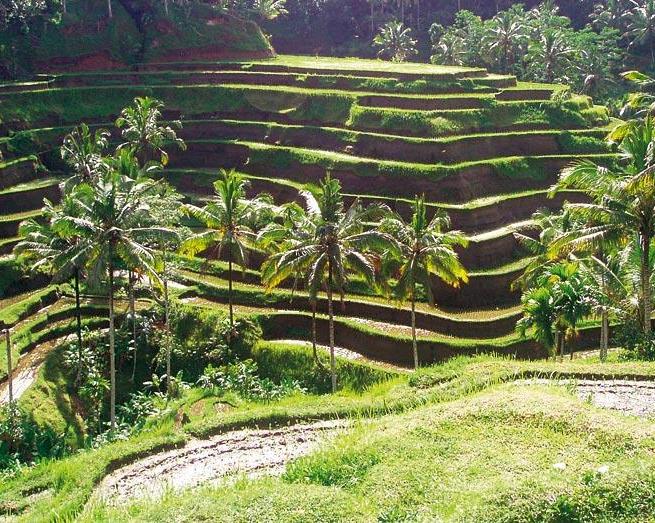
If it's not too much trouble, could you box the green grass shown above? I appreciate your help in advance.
[0,286,59,326]
[7,353,655,522]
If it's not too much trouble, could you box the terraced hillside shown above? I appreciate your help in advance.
[0,56,616,367]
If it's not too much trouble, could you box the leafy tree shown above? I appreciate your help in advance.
[115,97,186,166]
[261,175,394,391]
[181,170,274,335]
[374,20,418,62]
[380,196,468,369]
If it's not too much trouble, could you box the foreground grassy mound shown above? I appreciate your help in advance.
[85,385,655,522]
[4,353,655,522]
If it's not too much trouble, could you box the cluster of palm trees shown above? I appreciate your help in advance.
[427,1,631,92]
[14,97,470,425]
[186,173,468,392]
[517,116,655,360]
[15,97,185,430]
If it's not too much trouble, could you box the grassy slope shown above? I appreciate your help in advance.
[5,352,655,521]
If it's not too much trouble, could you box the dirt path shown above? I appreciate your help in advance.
[0,335,72,405]
[519,379,655,417]
[95,419,349,505]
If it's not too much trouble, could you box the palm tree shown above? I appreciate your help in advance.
[526,29,575,83]
[261,175,395,391]
[57,158,173,430]
[484,10,526,73]
[590,0,627,31]
[625,0,655,66]
[115,97,186,166]
[14,197,91,382]
[380,196,468,369]
[258,203,326,366]
[60,123,110,189]
[181,170,273,334]
[373,20,418,63]
[251,0,288,21]
[554,118,655,335]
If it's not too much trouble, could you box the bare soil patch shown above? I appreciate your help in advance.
[94,419,348,505]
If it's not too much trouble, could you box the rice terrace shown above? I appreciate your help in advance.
[4,0,655,521]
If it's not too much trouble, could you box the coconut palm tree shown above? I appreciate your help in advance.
[484,10,527,73]
[554,118,655,335]
[60,123,110,189]
[526,29,575,83]
[258,202,325,366]
[261,175,395,391]
[251,0,288,21]
[373,20,418,63]
[380,196,468,369]
[625,0,655,66]
[115,97,186,166]
[13,197,91,382]
[590,0,627,31]
[57,157,174,431]
[181,170,273,334]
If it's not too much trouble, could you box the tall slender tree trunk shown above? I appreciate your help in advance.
[129,270,137,383]
[560,335,565,363]
[327,260,336,393]
[411,291,418,370]
[164,253,171,399]
[601,309,609,362]
[63,0,67,14]
[164,0,169,16]
[5,329,12,405]
[228,256,234,335]
[311,301,318,365]
[74,269,83,384]
[554,329,559,361]
[642,232,652,334]
[108,259,116,431]
[570,329,574,360]
[107,0,113,19]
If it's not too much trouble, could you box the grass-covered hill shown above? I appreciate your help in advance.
[0,55,616,370]
[1,0,273,75]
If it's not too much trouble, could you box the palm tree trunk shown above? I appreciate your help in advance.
[165,272,171,399]
[327,260,337,393]
[108,259,116,431]
[74,268,83,384]
[601,309,609,362]
[560,334,565,363]
[228,255,234,336]
[311,301,318,365]
[164,0,169,16]
[107,0,113,19]
[411,291,418,370]
[5,329,12,405]
[129,270,137,383]
[642,232,652,334]
[63,0,67,14]
[553,329,559,361]
[570,329,574,360]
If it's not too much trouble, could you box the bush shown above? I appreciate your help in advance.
[0,404,68,471]
[197,360,305,401]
